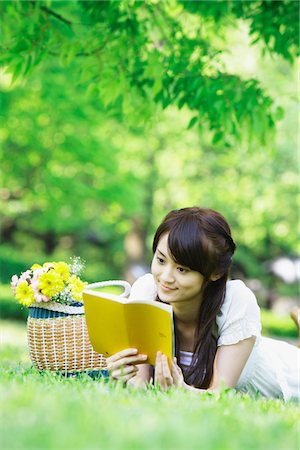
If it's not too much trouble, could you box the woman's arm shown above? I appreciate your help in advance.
[208,336,256,390]
[181,336,256,393]
[156,336,256,392]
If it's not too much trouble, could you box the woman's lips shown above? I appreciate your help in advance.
[160,283,177,292]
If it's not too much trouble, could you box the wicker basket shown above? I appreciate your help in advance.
[27,280,131,373]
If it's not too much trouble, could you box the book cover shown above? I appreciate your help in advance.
[83,288,173,366]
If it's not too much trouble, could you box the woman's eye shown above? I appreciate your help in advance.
[157,257,164,264]
[177,267,186,273]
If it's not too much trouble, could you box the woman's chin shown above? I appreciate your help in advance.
[157,290,175,304]
[158,296,170,304]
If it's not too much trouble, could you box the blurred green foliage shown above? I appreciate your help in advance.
[0,0,299,297]
[1,0,298,142]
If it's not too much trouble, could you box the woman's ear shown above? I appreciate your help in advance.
[210,273,221,281]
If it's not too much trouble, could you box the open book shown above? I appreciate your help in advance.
[83,288,173,366]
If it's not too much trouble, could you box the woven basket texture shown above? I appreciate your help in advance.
[27,315,106,372]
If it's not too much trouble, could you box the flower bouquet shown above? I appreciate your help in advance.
[11,258,107,373]
[11,258,86,308]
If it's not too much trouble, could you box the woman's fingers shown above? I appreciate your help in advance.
[155,352,173,390]
[154,352,162,385]
[106,349,147,371]
[107,355,147,371]
[111,364,138,380]
[107,348,138,363]
[115,372,138,384]
[119,354,148,366]
[106,348,138,368]
[171,357,184,386]
[113,365,138,376]
[162,354,173,384]
[106,348,148,382]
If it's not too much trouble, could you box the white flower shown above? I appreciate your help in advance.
[19,270,32,283]
[11,275,19,293]
[69,257,85,275]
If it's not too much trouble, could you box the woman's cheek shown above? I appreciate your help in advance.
[150,259,158,278]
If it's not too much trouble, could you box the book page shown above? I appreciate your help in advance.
[84,292,129,358]
[125,303,173,366]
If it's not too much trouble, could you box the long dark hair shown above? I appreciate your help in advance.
[152,207,236,389]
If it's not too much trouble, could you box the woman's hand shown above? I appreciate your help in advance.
[154,352,187,390]
[171,356,186,388]
[106,348,148,383]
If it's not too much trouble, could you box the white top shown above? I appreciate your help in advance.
[130,274,300,401]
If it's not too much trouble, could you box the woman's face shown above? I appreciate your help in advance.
[151,233,204,305]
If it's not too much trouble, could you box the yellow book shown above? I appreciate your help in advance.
[83,288,173,366]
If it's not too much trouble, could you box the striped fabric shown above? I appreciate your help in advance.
[29,306,84,319]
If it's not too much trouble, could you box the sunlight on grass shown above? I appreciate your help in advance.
[0,320,298,450]
[1,319,27,345]
[0,320,30,367]
[261,309,298,339]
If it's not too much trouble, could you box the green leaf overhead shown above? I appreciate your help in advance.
[1,0,298,143]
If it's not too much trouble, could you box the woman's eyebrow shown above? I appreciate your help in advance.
[157,249,166,257]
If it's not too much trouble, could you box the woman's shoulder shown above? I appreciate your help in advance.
[217,280,261,328]
[216,279,262,345]
[226,279,251,294]
[225,279,258,306]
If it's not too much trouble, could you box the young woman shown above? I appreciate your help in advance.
[106,207,299,401]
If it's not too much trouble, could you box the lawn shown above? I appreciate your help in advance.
[0,320,299,450]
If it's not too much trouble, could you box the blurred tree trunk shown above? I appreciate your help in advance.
[43,231,58,255]
[123,149,157,284]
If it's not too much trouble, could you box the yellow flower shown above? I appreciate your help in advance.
[53,262,70,281]
[15,282,35,306]
[31,263,42,270]
[38,271,64,298]
[68,275,86,301]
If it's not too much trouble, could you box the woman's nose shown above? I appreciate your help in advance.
[160,265,175,283]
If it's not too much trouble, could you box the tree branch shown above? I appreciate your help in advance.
[31,1,73,27]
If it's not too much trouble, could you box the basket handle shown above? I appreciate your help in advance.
[85,280,131,298]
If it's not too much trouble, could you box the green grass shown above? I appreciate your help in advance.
[261,309,298,339]
[0,321,299,450]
